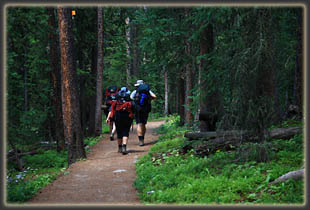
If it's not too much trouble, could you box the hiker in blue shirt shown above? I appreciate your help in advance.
[130,80,156,146]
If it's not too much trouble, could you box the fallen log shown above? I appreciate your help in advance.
[7,150,38,162]
[184,126,302,141]
[269,168,304,185]
[269,126,303,140]
[182,126,302,158]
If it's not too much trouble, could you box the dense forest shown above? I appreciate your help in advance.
[4,5,304,204]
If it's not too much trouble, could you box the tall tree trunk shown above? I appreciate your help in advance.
[178,70,185,126]
[199,23,215,131]
[125,17,131,87]
[266,9,283,122]
[260,10,276,100]
[94,7,104,136]
[23,60,27,112]
[132,9,139,78]
[88,46,97,136]
[79,57,87,136]
[184,9,193,125]
[58,7,86,166]
[47,8,65,151]
[293,9,303,118]
[164,68,169,116]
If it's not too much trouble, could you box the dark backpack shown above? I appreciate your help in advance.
[105,86,119,100]
[105,86,119,107]
[135,84,151,111]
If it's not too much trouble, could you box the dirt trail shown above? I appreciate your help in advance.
[26,120,164,206]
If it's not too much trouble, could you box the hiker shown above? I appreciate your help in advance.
[106,87,134,155]
[104,85,119,141]
[130,80,156,146]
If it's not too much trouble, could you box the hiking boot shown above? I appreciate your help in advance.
[110,135,114,141]
[139,139,144,146]
[118,145,122,153]
[122,144,127,155]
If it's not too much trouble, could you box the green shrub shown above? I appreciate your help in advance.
[235,141,276,163]
[23,150,67,168]
[6,167,62,203]
[135,115,304,204]
[84,136,101,147]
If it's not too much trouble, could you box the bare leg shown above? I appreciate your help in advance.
[110,122,115,141]
[122,136,129,145]
[137,123,146,136]
[112,122,116,136]
[137,123,146,146]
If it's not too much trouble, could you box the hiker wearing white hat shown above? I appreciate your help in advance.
[130,80,156,146]
[134,80,144,87]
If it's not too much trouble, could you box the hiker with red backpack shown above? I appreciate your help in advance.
[130,80,156,146]
[104,86,119,141]
[106,87,134,155]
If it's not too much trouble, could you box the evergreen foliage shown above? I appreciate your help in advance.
[5,5,303,204]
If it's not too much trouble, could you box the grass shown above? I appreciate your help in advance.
[134,115,305,205]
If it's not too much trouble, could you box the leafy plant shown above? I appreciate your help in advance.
[23,150,67,168]
[134,115,304,204]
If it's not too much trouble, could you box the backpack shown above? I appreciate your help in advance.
[114,91,134,118]
[105,86,119,100]
[135,83,151,112]
[105,86,119,110]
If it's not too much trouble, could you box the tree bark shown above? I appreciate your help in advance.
[125,17,131,87]
[58,7,86,166]
[164,68,169,116]
[78,55,87,136]
[178,69,185,126]
[94,7,104,136]
[293,9,303,118]
[199,23,216,131]
[47,8,65,151]
[184,8,193,125]
[88,46,97,136]
[132,8,139,78]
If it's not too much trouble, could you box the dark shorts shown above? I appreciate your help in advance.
[115,111,133,138]
[135,110,149,124]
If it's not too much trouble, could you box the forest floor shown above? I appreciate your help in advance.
[26,120,165,206]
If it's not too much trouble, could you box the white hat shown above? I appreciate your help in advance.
[134,80,144,87]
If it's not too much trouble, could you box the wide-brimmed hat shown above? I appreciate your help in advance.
[134,80,144,87]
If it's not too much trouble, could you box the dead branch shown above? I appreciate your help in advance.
[269,168,304,185]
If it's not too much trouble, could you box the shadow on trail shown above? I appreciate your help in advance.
[144,140,158,146]
[127,149,146,153]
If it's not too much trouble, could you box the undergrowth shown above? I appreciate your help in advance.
[6,132,105,203]
[134,115,304,205]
